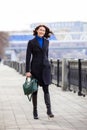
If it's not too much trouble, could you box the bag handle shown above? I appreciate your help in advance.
[26,77,31,82]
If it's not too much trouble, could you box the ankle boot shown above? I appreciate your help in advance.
[32,93,39,119]
[44,93,54,118]
[33,107,38,119]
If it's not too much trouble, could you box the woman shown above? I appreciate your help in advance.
[26,25,54,119]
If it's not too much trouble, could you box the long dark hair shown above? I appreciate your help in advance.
[33,25,53,38]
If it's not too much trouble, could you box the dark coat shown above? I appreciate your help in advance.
[26,37,51,86]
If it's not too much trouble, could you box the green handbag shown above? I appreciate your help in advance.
[23,78,38,101]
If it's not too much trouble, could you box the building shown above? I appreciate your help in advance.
[5,21,87,61]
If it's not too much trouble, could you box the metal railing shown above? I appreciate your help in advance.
[4,59,87,97]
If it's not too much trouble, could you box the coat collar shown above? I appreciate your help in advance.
[33,37,47,51]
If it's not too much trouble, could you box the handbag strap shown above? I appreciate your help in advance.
[27,94,32,101]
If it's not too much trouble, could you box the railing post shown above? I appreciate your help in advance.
[67,61,71,91]
[62,58,68,90]
[57,59,59,87]
[78,59,82,95]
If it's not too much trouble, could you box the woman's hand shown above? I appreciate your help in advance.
[26,72,32,77]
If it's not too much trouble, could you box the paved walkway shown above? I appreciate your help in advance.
[0,63,87,130]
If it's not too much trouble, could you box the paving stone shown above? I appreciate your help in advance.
[0,64,87,130]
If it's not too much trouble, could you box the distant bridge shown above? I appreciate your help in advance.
[5,31,87,60]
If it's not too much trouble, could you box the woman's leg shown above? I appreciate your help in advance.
[42,86,54,118]
[32,91,38,119]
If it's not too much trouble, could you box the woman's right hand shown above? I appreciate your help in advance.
[26,72,32,78]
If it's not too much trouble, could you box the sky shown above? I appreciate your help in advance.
[0,0,87,31]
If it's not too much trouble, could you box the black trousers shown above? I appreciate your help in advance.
[32,85,49,96]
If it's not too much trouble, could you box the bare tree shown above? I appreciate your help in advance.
[0,32,9,58]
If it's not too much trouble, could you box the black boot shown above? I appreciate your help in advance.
[32,93,39,119]
[44,93,54,118]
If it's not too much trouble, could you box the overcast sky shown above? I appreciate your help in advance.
[0,0,87,31]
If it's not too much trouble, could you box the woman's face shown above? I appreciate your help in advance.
[37,26,46,37]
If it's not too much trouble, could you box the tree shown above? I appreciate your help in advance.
[0,32,9,58]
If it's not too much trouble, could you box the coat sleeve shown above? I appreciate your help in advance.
[26,40,32,72]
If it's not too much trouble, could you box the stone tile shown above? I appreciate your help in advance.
[0,64,87,130]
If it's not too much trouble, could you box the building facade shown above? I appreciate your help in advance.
[5,21,87,61]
